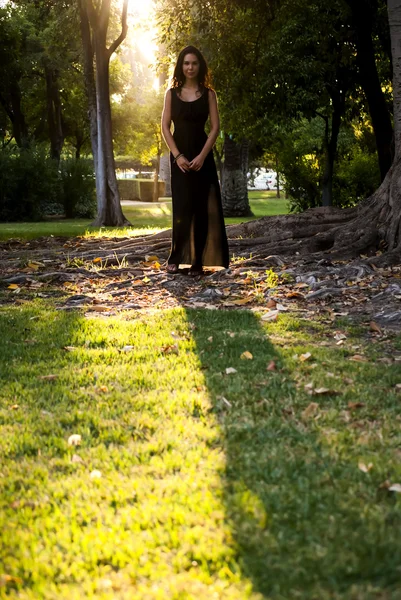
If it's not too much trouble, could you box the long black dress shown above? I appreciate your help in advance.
[168,87,229,269]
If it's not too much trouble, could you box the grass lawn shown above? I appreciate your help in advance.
[0,191,288,241]
[1,298,401,598]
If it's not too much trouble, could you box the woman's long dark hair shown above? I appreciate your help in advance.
[171,45,211,91]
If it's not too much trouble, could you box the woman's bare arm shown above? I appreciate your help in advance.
[161,89,190,172]
[189,89,220,171]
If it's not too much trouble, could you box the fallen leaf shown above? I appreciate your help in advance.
[71,454,84,464]
[314,387,338,395]
[37,374,58,381]
[220,396,232,408]
[388,483,401,492]
[299,352,312,362]
[27,262,39,270]
[358,462,373,473]
[7,284,19,290]
[122,345,134,352]
[240,351,253,360]
[145,255,159,262]
[349,354,368,362]
[369,321,382,335]
[90,305,111,312]
[225,367,237,375]
[334,332,347,341]
[267,360,276,371]
[68,434,81,446]
[9,404,19,410]
[161,344,179,355]
[348,401,365,409]
[93,257,102,263]
[97,385,108,393]
[63,346,77,352]
[208,336,213,342]
[266,299,277,309]
[395,383,401,390]
[232,297,254,305]
[90,470,102,479]
[301,402,319,419]
[261,310,279,321]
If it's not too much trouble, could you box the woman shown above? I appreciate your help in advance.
[161,45,229,275]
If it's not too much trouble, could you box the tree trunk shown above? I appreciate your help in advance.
[78,0,98,175]
[9,82,29,149]
[153,153,161,202]
[83,0,130,227]
[348,0,394,180]
[159,153,171,196]
[221,135,253,217]
[45,66,64,163]
[275,155,280,199]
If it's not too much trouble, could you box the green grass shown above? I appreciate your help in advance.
[0,191,288,241]
[1,300,401,598]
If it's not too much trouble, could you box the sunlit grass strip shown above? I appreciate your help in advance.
[82,226,167,239]
[2,303,401,598]
[0,303,253,598]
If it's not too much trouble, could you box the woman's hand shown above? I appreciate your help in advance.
[176,155,191,173]
[189,154,205,171]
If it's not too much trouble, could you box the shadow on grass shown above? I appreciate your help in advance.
[188,309,401,599]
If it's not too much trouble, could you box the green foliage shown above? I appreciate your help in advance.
[280,118,381,212]
[60,158,96,219]
[0,149,96,221]
[334,149,381,208]
[0,147,61,221]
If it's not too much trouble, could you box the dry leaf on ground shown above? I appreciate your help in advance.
[71,454,84,464]
[240,351,253,360]
[358,462,373,473]
[267,360,276,371]
[225,367,237,375]
[301,402,319,419]
[68,434,81,446]
[369,321,382,334]
[38,374,58,381]
[299,352,312,362]
[348,401,365,409]
[389,483,401,492]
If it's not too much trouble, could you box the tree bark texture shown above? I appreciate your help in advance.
[0,81,29,149]
[78,0,98,175]
[45,66,64,163]
[83,0,129,227]
[153,153,161,202]
[221,135,253,217]
[160,153,171,196]
[348,0,394,180]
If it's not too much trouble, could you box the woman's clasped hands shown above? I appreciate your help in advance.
[176,154,205,173]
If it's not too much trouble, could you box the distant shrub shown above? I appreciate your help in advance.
[60,158,96,218]
[0,147,61,221]
[0,149,96,221]
[334,150,380,208]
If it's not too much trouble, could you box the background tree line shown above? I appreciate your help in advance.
[0,0,163,222]
[156,0,393,216]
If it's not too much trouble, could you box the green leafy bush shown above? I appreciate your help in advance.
[60,158,96,218]
[0,147,61,221]
[0,149,96,221]
[334,150,380,208]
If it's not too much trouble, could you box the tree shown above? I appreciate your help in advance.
[79,0,130,226]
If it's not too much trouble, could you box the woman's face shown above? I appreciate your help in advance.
[182,53,200,82]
